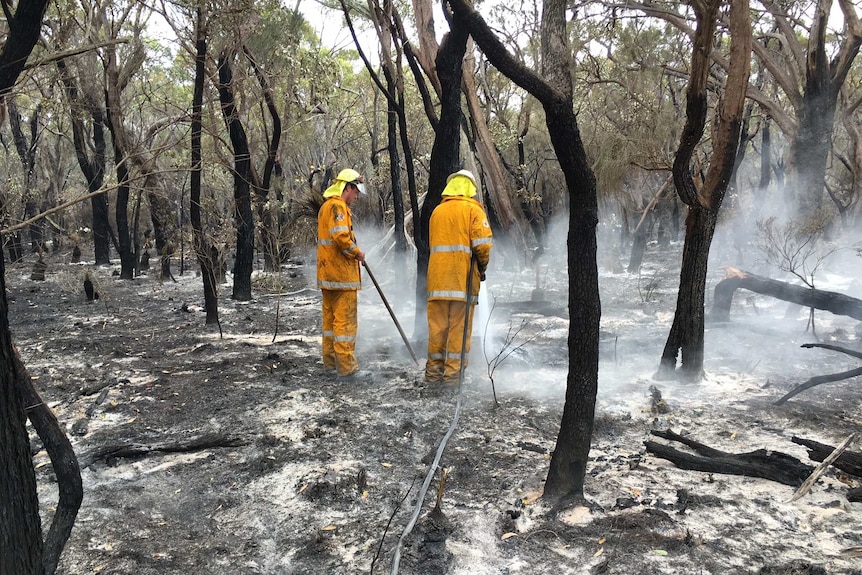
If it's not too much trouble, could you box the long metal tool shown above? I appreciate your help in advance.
[361,261,419,365]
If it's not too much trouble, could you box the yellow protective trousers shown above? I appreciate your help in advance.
[321,289,359,376]
[425,299,475,383]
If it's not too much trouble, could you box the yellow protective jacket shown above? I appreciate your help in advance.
[427,196,493,302]
[317,197,361,290]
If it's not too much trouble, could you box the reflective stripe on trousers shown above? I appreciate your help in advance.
[425,299,474,382]
[322,289,359,376]
[427,290,478,303]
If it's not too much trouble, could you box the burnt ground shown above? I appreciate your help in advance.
[7,239,862,575]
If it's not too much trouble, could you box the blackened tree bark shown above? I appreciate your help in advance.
[448,0,601,503]
[413,11,469,340]
[7,97,43,253]
[145,176,175,281]
[104,26,147,280]
[391,10,434,222]
[244,46,282,272]
[0,0,53,571]
[191,11,219,324]
[57,58,111,265]
[631,0,862,220]
[13,350,82,575]
[0,310,41,573]
[104,106,135,279]
[340,0,411,254]
[217,53,254,301]
[114,155,135,279]
[514,122,546,251]
[103,13,162,280]
[658,0,751,380]
[383,64,406,251]
[785,0,861,218]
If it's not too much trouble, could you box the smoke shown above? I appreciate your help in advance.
[330,201,862,408]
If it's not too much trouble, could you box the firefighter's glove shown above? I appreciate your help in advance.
[479,272,486,282]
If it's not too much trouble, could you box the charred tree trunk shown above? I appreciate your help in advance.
[710,269,862,322]
[14,350,82,575]
[0,297,42,573]
[105,102,135,280]
[515,132,545,251]
[390,9,433,228]
[244,46,282,273]
[8,98,43,253]
[0,0,53,570]
[758,0,862,220]
[103,29,142,281]
[450,0,601,503]
[191,12,219,324]
[217,53,254,301]
[760,117,772,195]
[659,206,717,379]
[147,185,174,281]
[57,58,111,265]
[114,163,135,279]
[658,0,751,381]
[382,64,407,252]
[91,191,111,265]
[340,0,412,255]
[5,232,24,263]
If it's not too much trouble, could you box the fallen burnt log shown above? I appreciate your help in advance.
[791,436,862,478]
[78,433,249,469]
[774,344,862,405]
[645,429,814,487]
[710,268,862,322]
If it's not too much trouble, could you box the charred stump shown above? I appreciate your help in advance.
[83,275,99,302]
[645,429,813,486]
[711,269,862,322]
[30,258,46,281]
[415,505,454,574]
[139,249,150,271]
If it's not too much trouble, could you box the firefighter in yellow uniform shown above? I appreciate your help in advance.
[317,168,367,379]
[426,169,493,383]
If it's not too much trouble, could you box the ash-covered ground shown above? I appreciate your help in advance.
[7,230,862,575]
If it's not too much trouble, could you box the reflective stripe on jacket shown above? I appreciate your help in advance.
[317,197,361,290]
[427,196,492,302]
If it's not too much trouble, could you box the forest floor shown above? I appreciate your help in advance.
[7,233,862,575]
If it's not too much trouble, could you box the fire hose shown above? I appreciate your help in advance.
[390,255,476,574]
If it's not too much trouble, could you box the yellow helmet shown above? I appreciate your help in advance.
[323,168,365,197]
[442,169,477,197]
